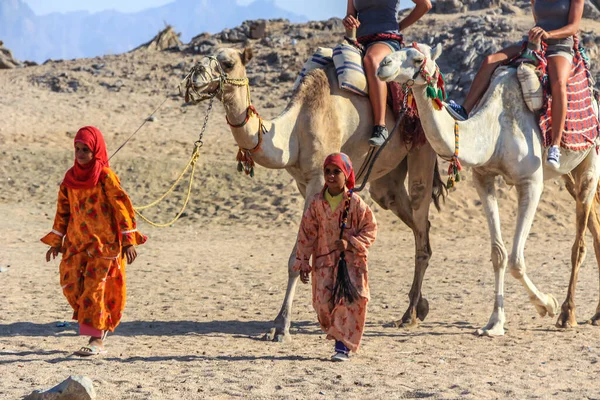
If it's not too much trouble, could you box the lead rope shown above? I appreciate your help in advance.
[133,97,214,227]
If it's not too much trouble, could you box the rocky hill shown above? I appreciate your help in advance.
[0,0,306,63]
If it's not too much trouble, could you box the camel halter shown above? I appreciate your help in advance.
[181,56,265,177]
[401,43,462,188]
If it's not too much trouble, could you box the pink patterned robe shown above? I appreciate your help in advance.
[294,190,377,352]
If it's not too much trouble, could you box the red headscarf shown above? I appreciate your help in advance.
[62,126,110,189]
[323,152,355,190]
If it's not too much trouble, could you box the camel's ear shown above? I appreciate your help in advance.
[241,47,253,65]
[431,43,443,62]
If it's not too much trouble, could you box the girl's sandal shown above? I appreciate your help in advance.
[74,345,107,357]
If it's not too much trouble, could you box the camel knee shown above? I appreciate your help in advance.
[410,181,427,210]
[576,174,596,202]
[508,258,525,279]
[491,244,507,272]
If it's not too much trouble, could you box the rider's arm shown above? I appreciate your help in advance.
[346,0,356,17]
[546,0,584,40]
[398,0,432,32]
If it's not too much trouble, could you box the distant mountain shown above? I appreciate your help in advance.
[0,0,307,62]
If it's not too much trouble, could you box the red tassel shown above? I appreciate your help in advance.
[433,98,443,109]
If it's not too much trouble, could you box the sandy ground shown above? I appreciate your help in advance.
[2,24,600,399]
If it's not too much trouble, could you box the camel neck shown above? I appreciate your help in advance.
[221,82,299,170]
[411,85,496,167]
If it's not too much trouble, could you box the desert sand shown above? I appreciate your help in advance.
[2,13,600,400]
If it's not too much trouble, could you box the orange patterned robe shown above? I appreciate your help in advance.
[41,167,146,332]
[294,190,377,352]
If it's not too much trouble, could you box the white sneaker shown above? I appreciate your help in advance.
[331,352,350,362]
[547,145,561,169]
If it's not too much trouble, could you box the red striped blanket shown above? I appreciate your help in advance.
[531,38,600,151]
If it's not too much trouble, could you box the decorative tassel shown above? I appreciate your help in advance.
[331,191,360,306]
[433,97,443,110]
[426,85,437,99]
[236,148,255,176]
[437,88,443,101]
[446,122,462,189]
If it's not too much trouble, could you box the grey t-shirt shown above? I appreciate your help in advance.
[534,0,574,49]
[353,0,402,38]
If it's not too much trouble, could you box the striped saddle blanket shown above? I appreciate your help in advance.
[534,40,600,151]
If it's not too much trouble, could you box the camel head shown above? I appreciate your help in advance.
[182,47,253,103]
[377,43,443,86]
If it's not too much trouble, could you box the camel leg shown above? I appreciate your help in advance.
[587,203,600,325]
[509,178,559,322]
[264,177,324,342]
[563,176,600,326]
[369,157,415,231]
[556,161,599,328]
[472,171,509,336]
[394,144,437,328]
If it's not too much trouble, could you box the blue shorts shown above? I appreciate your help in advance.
[365,40,402,53]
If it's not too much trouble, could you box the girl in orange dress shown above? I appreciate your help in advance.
[42,126,146,356]
[295,153,377,361]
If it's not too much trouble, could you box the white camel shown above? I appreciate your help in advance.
[185,47,446,341]
[378,43,600,335]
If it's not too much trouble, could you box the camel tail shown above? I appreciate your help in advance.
[431,159,447,212]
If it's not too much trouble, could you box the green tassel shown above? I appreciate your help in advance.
[250,167,255,178]
[437,88,443,100]
[237,161,243,172]
[456,174,461,182]
[426,85,437,99]
[446,177,454,189]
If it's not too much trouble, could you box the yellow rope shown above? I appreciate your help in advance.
[133,145,200,228]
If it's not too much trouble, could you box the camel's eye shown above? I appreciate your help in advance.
[413,57,424,65]
[222,61,234,70]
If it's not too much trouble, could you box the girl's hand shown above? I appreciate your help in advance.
[343,14,360,30]
[300,270,310,284]
[528,26,549,44]
[123,245,137,264]
[45,247,60,262]
[335,239,349,252]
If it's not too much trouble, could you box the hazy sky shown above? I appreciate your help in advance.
[24,0,413,21]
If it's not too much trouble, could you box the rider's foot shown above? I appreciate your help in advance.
[547,145,561,169]
[445,100,468,121]
[368,125,388,147]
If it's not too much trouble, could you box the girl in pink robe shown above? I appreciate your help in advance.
[294,153,377,361]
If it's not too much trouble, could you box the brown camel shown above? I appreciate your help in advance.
[183,47,446,341]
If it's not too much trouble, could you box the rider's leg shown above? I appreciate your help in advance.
[364,42,394,146]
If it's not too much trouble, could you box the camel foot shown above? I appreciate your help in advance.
[476,323,505,337]
[392,318,420,329]
[263,327,291,343]
[393,297,430,329]
[532,294,559,318]
[588,312,600,326]
[476,313,505,337]
[416,297,430,321]
[555,310,578,329]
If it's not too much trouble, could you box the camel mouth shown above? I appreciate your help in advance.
[377,66,399,83]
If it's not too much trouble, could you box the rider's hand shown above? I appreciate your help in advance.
[528,27,548,44]
[343,15,360,30]
[45,246,60,262]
